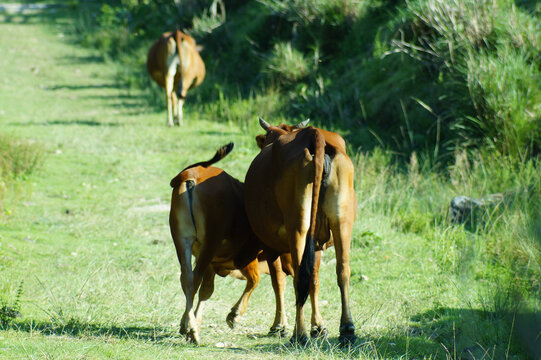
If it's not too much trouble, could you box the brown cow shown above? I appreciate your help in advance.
[147,29,205,127]
[169,143,293,344]
[244,118,357,346]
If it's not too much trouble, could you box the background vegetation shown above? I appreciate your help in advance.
[0,0,540,358]
[75,0,540,160]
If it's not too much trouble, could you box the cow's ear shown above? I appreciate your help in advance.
[256,135,266,149]
[196,45,204,52]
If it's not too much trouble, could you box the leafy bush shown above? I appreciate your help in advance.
[264,42,310,85]
[0,136,43,181]
[391,0,541,158]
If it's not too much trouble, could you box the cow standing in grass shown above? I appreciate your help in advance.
[244,118,357,346]
[147,30,205,127]
[169,143,294,344]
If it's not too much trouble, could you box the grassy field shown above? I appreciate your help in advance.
[0,4,540,360]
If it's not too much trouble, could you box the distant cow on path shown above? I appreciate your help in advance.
[147,29,205,126]
[244,118,357,346]
[168,143,294,344]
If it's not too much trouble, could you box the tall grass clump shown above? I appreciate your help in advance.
[393,0,541,158]
[0,135,44,212]
[265,42,310,86]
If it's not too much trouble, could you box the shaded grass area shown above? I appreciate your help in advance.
[3,304,539,359]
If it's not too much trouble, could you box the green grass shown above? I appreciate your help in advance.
[0,4,540,360]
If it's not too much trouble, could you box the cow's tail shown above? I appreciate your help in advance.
[297,128,325,306]
[174,29,185,99]
[185,179,197,232]
[170,143,234,188]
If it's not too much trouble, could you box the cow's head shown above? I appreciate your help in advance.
[256,118,310,149]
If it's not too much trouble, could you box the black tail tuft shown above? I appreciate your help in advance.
[204,142,234,166]
[220,142,234,159]
[173,142,235,180]
[296,235,315,306]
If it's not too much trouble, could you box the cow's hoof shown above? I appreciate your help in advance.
[179,323,187,335]
[186,329,200,345]
[268,325,288,337]
[338,324,357,347]
[226,311,238,329]
[310,325,328,338]
[289,334,309,346]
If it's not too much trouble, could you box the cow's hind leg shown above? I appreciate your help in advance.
[184,244,214,344]
[164,75,175,127]
[194,266,215,330]
[290,230,312,345]
[266,255,289,337]
[330,217,357,346]
[175,81,187,126]
[310,250,328,338]
[171,92,179,126]
[177,97,185,126]
[176,237,199,342]
[226,259,260,328]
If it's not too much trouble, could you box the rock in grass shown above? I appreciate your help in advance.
[449,193,504,224]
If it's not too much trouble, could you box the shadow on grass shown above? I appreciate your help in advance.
[46,84,118,91]
[391,307,539,360]
[196,129,242,137]
[242,307,541,359]
[10,119,122,127]
[5,317,178,343]
[242,332,441,359]
[55,55,106,65]
[4,306,539,358]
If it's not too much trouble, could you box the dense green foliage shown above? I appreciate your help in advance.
[74,0,540,161]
